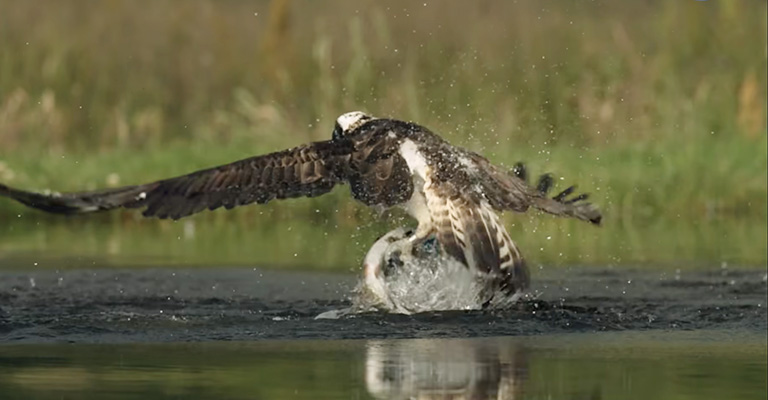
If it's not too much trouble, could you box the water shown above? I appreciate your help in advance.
[347,238,513,315]
[0,221,766,398]
[1,265,765,342]
[0,332,764,399]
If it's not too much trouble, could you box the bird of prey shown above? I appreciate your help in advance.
[0,111,601,303]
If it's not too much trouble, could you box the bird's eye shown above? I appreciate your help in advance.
[332,122,343,141]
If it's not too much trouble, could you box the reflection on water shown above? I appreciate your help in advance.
[365,339,526,399]
[0,332,764,400]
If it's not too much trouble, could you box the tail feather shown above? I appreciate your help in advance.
[508,161,603,226]
[512,162,527,182]
[552,185,575,202]
[0,182,154,215]
[533,195,602,225]
[430,189,530,296]
[536,173,554,195]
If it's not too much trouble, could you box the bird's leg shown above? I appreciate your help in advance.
[408,222,434,246]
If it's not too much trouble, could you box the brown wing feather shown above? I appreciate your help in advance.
[425,182,529,295]
[0,183,151,215]
[347,138,414,208]
[0,140,354,220]
[468,153,602,225]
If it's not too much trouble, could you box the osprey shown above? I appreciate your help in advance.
[0,112,601,302]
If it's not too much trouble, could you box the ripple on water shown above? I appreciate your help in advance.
[0,264,765,343]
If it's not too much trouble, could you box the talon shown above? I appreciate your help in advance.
[413,235,439,258]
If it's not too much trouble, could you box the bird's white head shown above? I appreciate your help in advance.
[333,111,376,140]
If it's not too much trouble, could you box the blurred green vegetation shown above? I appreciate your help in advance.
[1,206,765,270]
[0,1,766,267]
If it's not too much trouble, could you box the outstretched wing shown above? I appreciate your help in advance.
[425,181,530,295]
[0,140,354,220]
[468,154,602,225]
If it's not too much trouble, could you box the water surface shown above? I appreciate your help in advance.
[0,332,764,399]
[1,265,764,342]
[1,222,766,399]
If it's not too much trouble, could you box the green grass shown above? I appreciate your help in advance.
[1,2,764,145]
[1,133,765,269]
[0,1,766,267]
[1,128,764,221]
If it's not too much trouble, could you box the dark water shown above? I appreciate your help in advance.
[0,265,766,399]
[0,266,765,342]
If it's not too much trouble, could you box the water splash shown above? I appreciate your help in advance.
[356,252,487,313]
[317,251,521,319]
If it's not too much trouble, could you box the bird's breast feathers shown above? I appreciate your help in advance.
[398,139,431,181]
